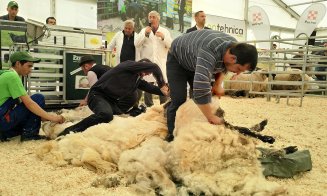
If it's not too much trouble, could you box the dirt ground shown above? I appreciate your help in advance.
[0,96,326,195]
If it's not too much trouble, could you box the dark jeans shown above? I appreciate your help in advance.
[0,94,44,138]
[166,53,194,135]
[63,90,137,133]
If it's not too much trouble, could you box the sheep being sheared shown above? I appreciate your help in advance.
[92,137,176,196]
[37,105,167,170]
[37,97,286,195]
[41,106,93,139]
[167,97,286,195]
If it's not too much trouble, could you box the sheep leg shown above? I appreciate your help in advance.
[250,119,268,132]
[215,108,274,143]
[224,121,275,144]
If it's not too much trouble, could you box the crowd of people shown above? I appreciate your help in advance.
[1,1,279,143]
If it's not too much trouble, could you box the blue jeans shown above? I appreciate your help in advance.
[0,94,45,139]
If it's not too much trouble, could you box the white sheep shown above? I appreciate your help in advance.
[167,97,285,195]
[37,98,286,195]
[272,68,313,90]
[41,106,93,139]
[225,71,268,97]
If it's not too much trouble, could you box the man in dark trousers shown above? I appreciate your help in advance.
[58,59,169,136]
[186,11,210,33]
[165,30,258,142]
[0,51,64,142]
[78,55,112,106]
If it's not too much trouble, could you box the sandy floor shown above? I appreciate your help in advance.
[0,96,326,195]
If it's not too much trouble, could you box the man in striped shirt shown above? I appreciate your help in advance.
[165,30,258,142]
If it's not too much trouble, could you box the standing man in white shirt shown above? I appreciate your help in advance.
[134,11,172,107]
[108,20,139,65]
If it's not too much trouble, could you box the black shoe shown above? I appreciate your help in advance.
[21,135,47,142]
[0,132,10,142]
[165,134,174,142]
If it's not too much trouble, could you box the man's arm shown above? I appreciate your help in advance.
[20,95,64,123]
[197,103,224,125]
[80,71,97,106]
[212,72,225,97]
[108,32,119,51]
[134,28,147,48]
[138,80,163,96]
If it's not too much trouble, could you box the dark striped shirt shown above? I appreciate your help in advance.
[170,30,236,104]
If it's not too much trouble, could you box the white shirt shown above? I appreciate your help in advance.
[108,31,139,65]
[134,26,172,82]
[87,64,98,87]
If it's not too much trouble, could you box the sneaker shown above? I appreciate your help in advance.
[21,135,48,142]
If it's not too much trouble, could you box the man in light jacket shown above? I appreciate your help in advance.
[108,19,139,65]
[134,10,172,107]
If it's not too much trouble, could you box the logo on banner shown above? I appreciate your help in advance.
[252,12,262,24]
[73,55,82,63]
[248,6,271,49]
[306,10,318,23]
[293,3,326,48]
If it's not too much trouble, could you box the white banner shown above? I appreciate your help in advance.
[205,14,246,41]
[248,6,271,49]
[293,3,326,47]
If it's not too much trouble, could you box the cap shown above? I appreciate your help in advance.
[8,1,19,8]
[10,51,41,63]
[79,55,95,66]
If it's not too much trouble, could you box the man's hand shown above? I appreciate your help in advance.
[207,115,224,125]
[160,85,170,96]
[79,100,87,107]
[155,31,164,40]
[145,26,152,36]
[212,84,225,98]
[52,115,65,124]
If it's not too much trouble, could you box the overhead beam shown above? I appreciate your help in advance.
[272,0,300,20]
[288,0,327,7]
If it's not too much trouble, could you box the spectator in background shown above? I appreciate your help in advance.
[272,43,277,50]
[0,51,64,142]
[46,17,56,25]
[186,11,210,33]
[177,0,186,33]
[108,20,139,65]
[118,0,127,21]
[78,55,111,106]
[166,0,175,29]
[0,1,25,21]
[315,42,327,81]
[290,47,304,70]
[135,11,172,107]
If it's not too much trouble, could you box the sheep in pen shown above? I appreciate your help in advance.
[38,97,287,195]
[225,68,317,98]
